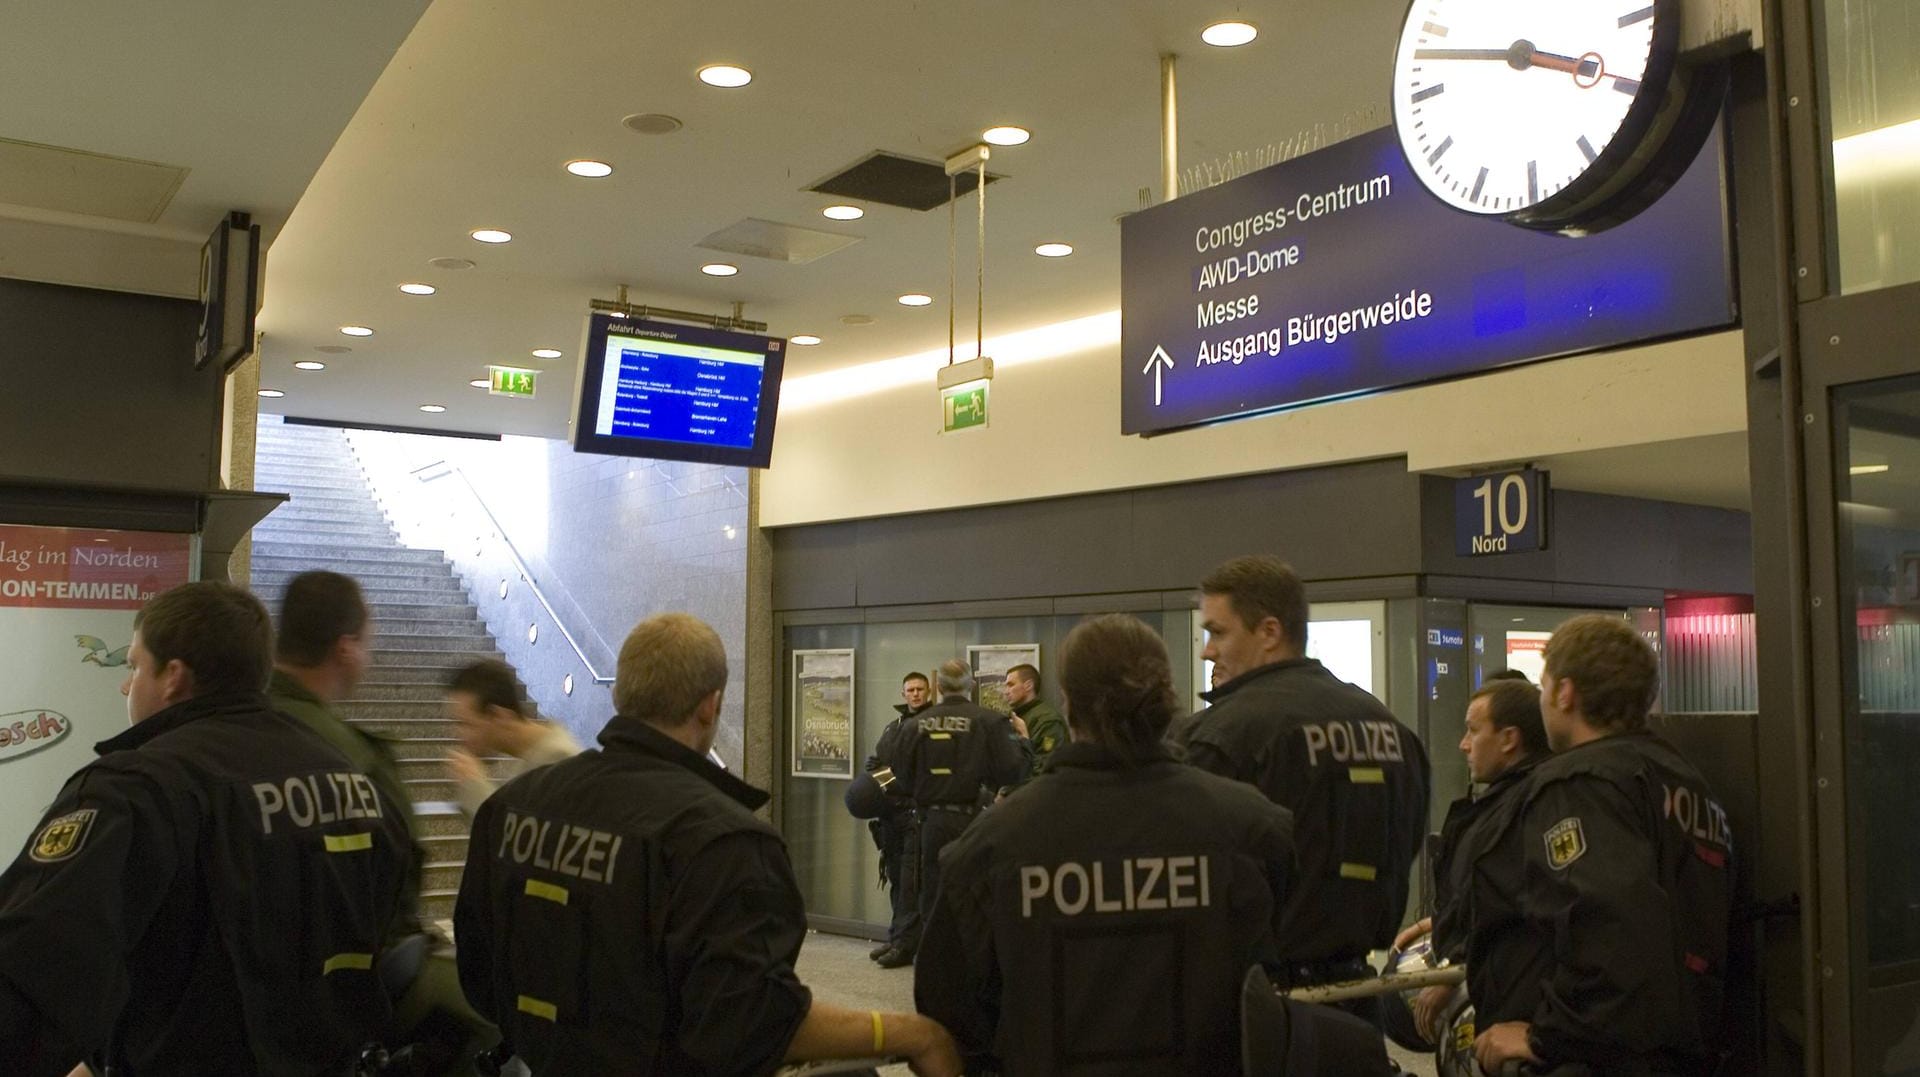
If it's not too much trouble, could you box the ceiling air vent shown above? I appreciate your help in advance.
[808,151,1003,212]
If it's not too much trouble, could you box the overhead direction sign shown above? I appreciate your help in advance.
[1119,126,1734,436]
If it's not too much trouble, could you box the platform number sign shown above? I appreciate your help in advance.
[1455,469,1548,556]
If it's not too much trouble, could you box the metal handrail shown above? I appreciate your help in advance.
[410,459,616,685]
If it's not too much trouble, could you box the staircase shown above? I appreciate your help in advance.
[251,417,509,924]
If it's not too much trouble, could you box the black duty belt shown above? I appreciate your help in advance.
[1272,955,1372,989]
[919,802,982,817]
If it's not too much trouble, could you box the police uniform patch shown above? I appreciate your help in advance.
[1544,816,1587,870]
[29,809,97,863]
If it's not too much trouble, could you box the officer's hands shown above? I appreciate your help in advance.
[1007,714,1028,737]
[1411,984,1455,1044]
[897,1014,963,1077]
[1474,1020,1540,1071]
[1392,916,1432,951]
[448,749,486,785]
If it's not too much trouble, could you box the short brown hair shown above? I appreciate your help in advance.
[1006,663,1040,691]
[449,659,528,718]
[1543,615,1659,732]
[135,582,273,697]
[615,613,728,725]
[1470,678,1548,757]
[902,671,930,687]
[1200,555,1307,650]
[1059,615,1177,766]
[275,571,369,666]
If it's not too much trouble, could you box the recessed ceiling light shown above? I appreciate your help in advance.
[419,404,447,413]
[822,204,865,221]
[791,334,823,346]
[294,361,326,371]
[399,282,436,295]
[622,113,684,135]
[429,256,476,271]
[257,389,285,398]
[1035,242,1075,257]
[315,344,351,354]
[565,159,614,178]
[698,64,753,88]
[470,228,513,244]
[1202,20,1259,46]
[983,126,1030,146]
[531,348,563,359]
[470,378,490,388]
[701,262,739,277]
[340,325,374,337]
[898,293,933,306]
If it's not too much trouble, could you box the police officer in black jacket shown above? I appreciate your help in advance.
[0,582,412,1077]
[879,658,1029,963]
[845,671,934,968]
[916,614,1296,1075]
[454,612,961,1075]
[1394,675,1549,1043]
[1177,555,1430,1000]
[1471,615,1732,1076]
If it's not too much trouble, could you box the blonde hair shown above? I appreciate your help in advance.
[614,613,728,725]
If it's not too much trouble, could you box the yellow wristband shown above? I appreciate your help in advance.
[871,1010,885,1053]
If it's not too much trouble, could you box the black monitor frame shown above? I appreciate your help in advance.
[572,313,786,468]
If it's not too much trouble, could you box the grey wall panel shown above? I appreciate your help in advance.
[769,521,860,610]
[0,278,215,492]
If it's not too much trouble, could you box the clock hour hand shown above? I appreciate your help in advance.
[1413,40,1602,79]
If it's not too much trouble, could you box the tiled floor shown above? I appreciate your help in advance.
[794,930,1439,1076]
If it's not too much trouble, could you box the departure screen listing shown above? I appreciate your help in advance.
[594,337,764,450]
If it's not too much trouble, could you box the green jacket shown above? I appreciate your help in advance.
[1015,697,1069,774]
[268,669,423,935]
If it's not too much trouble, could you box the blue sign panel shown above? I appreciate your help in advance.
[1119,126,1734,435]
[1454,468,1549,556]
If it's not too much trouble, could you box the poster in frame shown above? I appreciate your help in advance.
[967,644,1040,716]
[791,649,856,778]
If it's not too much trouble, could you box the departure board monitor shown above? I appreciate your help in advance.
[571,314,785,467]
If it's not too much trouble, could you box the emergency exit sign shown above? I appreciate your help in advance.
[488,366,537,398]
[942,382,988,432]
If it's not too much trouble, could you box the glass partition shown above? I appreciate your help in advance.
[1822,0,1920,293]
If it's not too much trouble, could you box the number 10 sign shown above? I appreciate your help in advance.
[1454,469,1549,557]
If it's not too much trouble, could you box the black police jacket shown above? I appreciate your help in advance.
[879,695,1029,807]
[915,741,1296,1076]
[1473,731,1733,1072]
[0,692,411,1077]
[1179,658,1430,965]
[1430,755,1541,965]
[453,716,813,1076]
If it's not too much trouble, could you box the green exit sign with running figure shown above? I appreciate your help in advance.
[488,366,538,398]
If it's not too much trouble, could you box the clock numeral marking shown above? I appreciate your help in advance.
[1577,135,1599,164]
[1428,136,1454,165]
[1470,167,1489,204]
[1422,21,1449,37]
[1412,84,1445,103]
[1619,5,1656,26]
[1527,160,1539,203]
[1611,77,1642,95]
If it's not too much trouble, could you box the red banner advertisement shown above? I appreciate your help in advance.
[0,524,196,611]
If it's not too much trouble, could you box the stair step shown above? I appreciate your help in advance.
[256,519,395,537]
[253,573,467,597]
[419,833,469,865]
[252,556,457,580]
[253,543,447,565]
[257,477,375,494]
[372,648,506,668]
[362,666,474,686]
[383,736,467,760]
[398,756,518,781]
[341,699,457,721]
[276,493,381,511]
[350,716,464,739]
[374,633,498,652]
[356,604,479,622]
[360,618,494,637]
[406,777,462,803]
[422,861,467,893]
[419,892,458,922]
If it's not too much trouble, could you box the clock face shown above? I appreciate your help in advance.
[1391,0,1669,216]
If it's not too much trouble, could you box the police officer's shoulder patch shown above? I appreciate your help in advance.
[29,808,97,863]
[1543,816,1586,870]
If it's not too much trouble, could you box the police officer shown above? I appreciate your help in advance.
[453,613,960,1075]
[879,658,1029,962]
[1395,676,1549,1043]
[845,671,934,968]
[1001,663,1066,772]
[270,569,498,1074]
[915,614,1296,1075]
[1472,615,1732,1075]
[0,581,412,1076]
[1177,555,1430,1004]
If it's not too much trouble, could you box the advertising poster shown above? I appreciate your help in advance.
[968,644,1040,716]
[792,649,855,778]
[1504,631,1553,683]
[0,524,195,860]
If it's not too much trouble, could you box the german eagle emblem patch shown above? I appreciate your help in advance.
[1544,816,1586,870]
[30,809,96,863]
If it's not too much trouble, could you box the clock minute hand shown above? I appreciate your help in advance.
[1413,40,1601,79]
[1411,48,1511,61]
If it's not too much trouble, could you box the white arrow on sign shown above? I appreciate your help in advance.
[1142,345,1175,407]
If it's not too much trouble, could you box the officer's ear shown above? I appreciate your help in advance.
[158,658,195,705]
[1494,723,1523,756]
[692,689,723,728]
